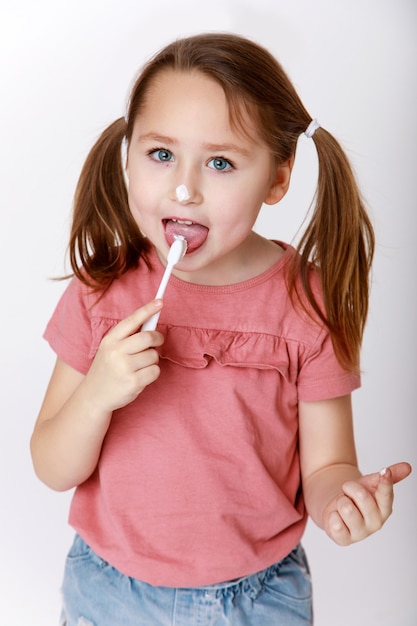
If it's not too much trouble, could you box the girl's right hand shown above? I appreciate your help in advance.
[85,299,165,413]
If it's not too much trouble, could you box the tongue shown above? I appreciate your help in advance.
[165,220,209,253]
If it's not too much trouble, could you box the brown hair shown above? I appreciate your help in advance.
[68,32,374,372]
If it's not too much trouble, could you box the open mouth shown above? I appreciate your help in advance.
[164,218,209,253]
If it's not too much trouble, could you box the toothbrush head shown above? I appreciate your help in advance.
[167,235,188,265]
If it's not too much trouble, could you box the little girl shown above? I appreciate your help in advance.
[31,33,411,625]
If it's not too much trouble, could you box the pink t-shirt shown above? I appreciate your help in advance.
[44,242,360,586]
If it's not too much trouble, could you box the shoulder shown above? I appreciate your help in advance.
[64,259,159,320]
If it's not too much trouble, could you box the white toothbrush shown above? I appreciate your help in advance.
[141,236,188,331]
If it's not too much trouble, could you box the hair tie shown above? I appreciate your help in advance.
[304,119,320,138]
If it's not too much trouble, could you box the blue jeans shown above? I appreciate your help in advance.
[60,534,313,625]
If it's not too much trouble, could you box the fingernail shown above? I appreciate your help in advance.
[379,467,389,478]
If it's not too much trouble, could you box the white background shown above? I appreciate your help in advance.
[1,0,416,624]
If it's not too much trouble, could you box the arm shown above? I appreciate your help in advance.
[299,394,411,545]
[30,299,164,492]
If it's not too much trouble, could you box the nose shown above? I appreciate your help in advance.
[171,167,203,205]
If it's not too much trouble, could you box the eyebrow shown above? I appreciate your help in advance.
[203,142,251,157]
[138,133,176,145]
[137,133,251,157]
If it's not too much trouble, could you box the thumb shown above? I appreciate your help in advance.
[374,462,412,521]
[383,461,412,485]
[358,463,412,522]
[358,461,412,494]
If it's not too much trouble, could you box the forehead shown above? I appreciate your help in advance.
[136,70,262,144]
[143,70,226,117]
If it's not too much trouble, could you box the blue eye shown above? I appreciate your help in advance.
[150,148,174,162]
[208,157,233,171]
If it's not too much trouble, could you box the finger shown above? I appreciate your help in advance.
[134,362,162,393]
[335,493,368,541]
[125,329,165,356]
[342,481,384,534]
[326,510,351,546]
[109,300,164,340]
[130,347,160,372]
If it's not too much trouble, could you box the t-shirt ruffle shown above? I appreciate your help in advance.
[88,317,291,378]
[158,323,290,379]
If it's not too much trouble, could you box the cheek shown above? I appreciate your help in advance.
[127,192,140,220]
[127,185,163,240]
[127,193,148,234]
[218,192,263,230]
[128,180,151,215]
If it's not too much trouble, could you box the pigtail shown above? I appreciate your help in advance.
[68,117,150,289]
[289,127,375,373]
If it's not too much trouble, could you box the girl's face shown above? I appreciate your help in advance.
[127,70,290,285]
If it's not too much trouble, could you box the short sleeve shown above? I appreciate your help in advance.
[297,326,361,402]
[43,277,95,374]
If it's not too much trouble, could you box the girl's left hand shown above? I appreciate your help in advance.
[323,462,412,545]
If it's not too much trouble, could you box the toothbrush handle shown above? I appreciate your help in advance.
[141,264,173,331]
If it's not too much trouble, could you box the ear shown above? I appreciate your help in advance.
[263,157,294,205]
